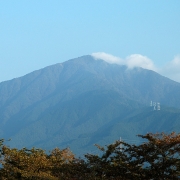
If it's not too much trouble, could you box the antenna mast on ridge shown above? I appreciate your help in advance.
[150,101,160,111]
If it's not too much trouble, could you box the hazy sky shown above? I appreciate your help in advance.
[1,1,180,82]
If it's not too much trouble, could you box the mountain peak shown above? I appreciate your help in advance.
[1,55,180,155]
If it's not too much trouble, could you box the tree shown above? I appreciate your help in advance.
[1,147,56,180]
[128,132,180,179]
[0,132,180,179]
[49,147,75,179]
[0,146,75,179]
[84,132,180,179]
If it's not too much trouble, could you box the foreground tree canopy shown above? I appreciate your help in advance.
[0,132,180,179]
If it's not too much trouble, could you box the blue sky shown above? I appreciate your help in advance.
[0,1,180,82]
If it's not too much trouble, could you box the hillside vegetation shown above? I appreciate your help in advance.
[0,56,180,154]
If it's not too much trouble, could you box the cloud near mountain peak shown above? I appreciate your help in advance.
[91,52,124,65]
[91,52,180,83]
[91,52,156,71]
[160,55,180,82]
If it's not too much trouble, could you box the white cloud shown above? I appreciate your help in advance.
[91,52,180,83]
[91,52,124,65]
[125,54,157,71]
[160,55,180,82]
[91,52,156,71]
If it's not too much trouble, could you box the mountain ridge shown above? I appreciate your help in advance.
[0,55,180,155]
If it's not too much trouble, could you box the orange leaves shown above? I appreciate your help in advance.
[1,147,55,179]
[0,145,75,179]
[50,147,74,164]
[0,132,180,179]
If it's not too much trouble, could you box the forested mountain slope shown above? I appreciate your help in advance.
[0,55,180,155]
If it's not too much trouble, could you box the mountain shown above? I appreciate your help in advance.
[0,55,180,155]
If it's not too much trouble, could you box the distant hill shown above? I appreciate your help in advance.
[0,55,180,155]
